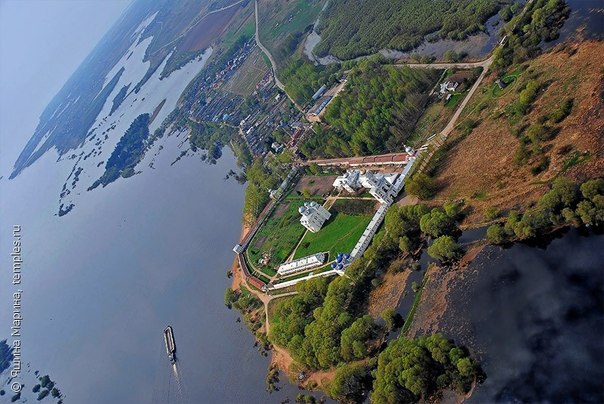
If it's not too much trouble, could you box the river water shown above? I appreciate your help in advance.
[0,16,311,404]
[0,131,316,402]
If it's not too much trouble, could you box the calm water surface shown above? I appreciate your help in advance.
[439,229,604,403]
[0,136,309,402]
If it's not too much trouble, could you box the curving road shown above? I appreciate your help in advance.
[254,0,305,113]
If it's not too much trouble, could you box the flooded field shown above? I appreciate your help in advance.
[427,229,604,403]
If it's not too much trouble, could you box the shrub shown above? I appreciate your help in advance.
[381,308,398,331]
[485,206,501,220]
[427,236,463,262]
[420,208,456,238]
[406,173,436,200]
[580,178,604,201]
[486,224,507,244]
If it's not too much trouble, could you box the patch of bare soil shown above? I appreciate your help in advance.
[295,175,338,197]
[179,6,240,52]
[368,262,412,319]
[397,194,420,206]
[433,40,604,225]
[406,245,486,338]
[270,345,296,379]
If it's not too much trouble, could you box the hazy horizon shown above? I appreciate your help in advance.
[0,0,131,177]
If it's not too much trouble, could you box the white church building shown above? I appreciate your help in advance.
[299,201,331,233]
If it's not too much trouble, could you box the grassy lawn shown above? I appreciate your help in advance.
[247,198,307,275]
[258,0,326,65]
[293,211,372,259]
[445,93,463,109]
[224,48,270,96]
[491,71,520,97]
[221,13,255,49]
[408,100,453,147]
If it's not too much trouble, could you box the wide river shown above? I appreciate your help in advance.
[0,135,305,402]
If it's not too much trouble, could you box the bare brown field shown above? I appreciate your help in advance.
[406,264,467,339]
[294,175,337,196]
[179,6,241,52]
[430,40,604,225]
[367,263,412,319]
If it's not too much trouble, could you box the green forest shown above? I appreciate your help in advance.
[187,119,235,162]
[89,113,150,190]
[493,0,570,70]
[300,60,439,158]
[314,0,503,59]
[280,57,340,105]
[487,177,604,243]
[371,334,482,403]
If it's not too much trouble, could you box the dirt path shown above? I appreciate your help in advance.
[254,0,305,113]
[395,56,493,71]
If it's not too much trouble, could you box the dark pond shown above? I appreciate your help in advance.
[438,229,604,403]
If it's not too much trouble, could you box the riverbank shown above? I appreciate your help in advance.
[230,222,251,290]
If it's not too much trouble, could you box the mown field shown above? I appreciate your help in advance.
[247,195,324,275]
[257,0,326,66]
[224,47,270,96]
[293,211,372,259]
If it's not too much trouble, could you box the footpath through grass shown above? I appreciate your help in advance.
[247,199,307,276]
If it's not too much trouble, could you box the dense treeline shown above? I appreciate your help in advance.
[493,0,570,70]
[269,244,390,370]
[280,58,339,105]
[300,60,439,159]
[371,334,483,403]
[109,84,130,116]
[487,177,604,243]
[314,0,503,59]
[274,275,378,369]
[385,201,464,262]
[0,340,13,374]
[89,113,150,189]
[242,152,293,224]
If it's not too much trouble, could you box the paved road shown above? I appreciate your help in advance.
[254,0,305,113]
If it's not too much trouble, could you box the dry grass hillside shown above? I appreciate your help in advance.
[429,40,604,224]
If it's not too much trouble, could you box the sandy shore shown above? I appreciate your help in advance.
[230,222,250,290]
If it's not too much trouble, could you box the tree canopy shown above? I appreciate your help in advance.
[300,61,439,159]
[372,334,481,403]
[315,0,502,59]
